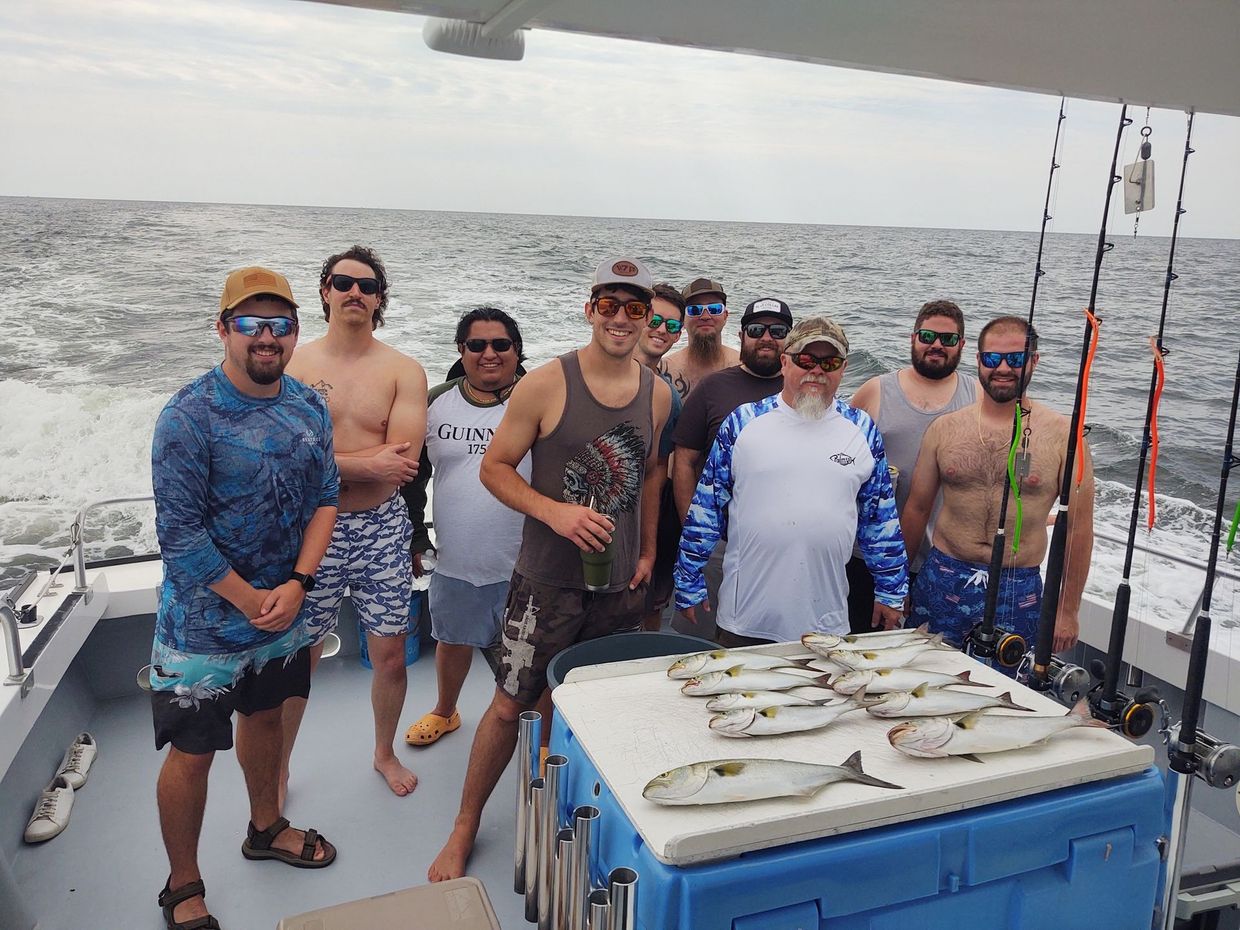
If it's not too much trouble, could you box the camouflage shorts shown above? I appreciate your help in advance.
[495,570,647,705]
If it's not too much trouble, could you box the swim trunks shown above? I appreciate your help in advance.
[302,492,414,645]
[910,546,1041,678]
[429,573,509,649]
[150,627,310,754]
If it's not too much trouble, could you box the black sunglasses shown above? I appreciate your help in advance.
[328,273,381,296]
[648,315,683,334]
[915,329,962,347]
[463,338,514,353]
[744,322,790,340]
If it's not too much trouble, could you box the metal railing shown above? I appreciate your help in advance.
[71,496,156,593]
[1,573,33,687]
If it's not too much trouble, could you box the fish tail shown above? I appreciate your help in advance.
[811,673,833,687]
[1068,697,1108,727]
[839,751,903,790]
[952,671,991,689]
[997,691,1037,712]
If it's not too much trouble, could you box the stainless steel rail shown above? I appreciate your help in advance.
[71,496,156,593]
[1,596,27,688]
[1094,529,1240,583]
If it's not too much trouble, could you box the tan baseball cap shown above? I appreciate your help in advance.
[784,315,849,356]
[219,266,298,314]
[682,277,727,303]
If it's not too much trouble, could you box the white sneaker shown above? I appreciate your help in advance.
[57,732,97,789]
[24,776,74,843]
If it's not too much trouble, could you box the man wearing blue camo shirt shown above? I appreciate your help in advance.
[149,267,339,930]
[674,315,909,645]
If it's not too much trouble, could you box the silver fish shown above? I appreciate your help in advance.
[667,649,811,679]
[865,683,1034,717]
[642,751,902,805]
[886,697,1108,761]
[829,667,991,695]
[826,634,947,670]
[802,622,931,657]
[708,695,868,737]
[681,667,833,696]
[705,688,844,711]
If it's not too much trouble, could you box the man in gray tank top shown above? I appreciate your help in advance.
[428,256,672,883]
[846,299,977,632]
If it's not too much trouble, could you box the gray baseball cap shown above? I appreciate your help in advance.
[591,257,655,300]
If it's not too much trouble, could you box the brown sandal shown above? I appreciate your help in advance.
[241,816,336,869]
[158,878,221,929]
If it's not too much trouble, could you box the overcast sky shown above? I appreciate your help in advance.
[3,0,1238,238]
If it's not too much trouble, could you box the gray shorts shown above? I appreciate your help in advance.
[429,573,508,648]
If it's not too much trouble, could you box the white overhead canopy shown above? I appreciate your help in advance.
[308,0,1240,117]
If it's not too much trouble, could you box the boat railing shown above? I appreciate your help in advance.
[1,570,36,688]
[70,496,157,593]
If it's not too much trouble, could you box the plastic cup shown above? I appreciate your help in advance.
[581,537,616,591]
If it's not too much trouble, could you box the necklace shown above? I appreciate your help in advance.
[463,377,517,405]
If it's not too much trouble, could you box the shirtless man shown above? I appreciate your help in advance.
[658,277,740,400]
[428,256,670,881]
[282,245,429,799]
[846,299,977,632]
[901,316,1093,670]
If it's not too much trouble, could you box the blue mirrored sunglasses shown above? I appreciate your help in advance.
[685,302,725,317]
[979,350,1027,369]
[226,315,298,337]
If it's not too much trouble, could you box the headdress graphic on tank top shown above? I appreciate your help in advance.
[561,421,645,516]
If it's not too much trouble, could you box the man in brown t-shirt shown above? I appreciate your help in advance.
[428,256,671,882]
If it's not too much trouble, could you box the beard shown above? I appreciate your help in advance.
[792,387,830,420]
[741,341,782,377]
[688,328,722,362]
[980,372,1021,403]
[243,346,286,385]
[911,347,960,380]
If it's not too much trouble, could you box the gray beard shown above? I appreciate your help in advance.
[793,391,829,420]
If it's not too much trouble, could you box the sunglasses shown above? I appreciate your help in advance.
[648,315,683,335]
[979,351,1028,369]
[328,273,381,296]
[743,322,790,340]
[225,315,297,337]
[685,302,726,317]
[915,329,962,347]
[593,296,650,320]
[788,351,845,373]
[463,338,514,353]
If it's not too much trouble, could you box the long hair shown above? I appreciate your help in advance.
[319,245,390,329]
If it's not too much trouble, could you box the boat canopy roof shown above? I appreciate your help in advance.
[308,0,1239,117]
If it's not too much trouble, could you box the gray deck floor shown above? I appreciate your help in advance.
[12,647,529,929]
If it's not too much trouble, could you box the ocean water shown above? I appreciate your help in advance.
[2,196,1240,627]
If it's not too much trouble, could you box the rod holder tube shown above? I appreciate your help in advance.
[524,778,544,923]
[552,827,575,930]
[539,755,568,930]
[1,603,25,686]
[515,710,542,893]
[569,806,600,930]
[606,867,637,930]
[587,890,610,930]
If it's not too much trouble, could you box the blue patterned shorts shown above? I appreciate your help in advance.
[909,546,1041,678]
[301,492,414,644]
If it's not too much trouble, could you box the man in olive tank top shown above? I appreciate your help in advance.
[428,256,672,882]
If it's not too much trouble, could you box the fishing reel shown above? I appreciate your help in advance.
[1086,660,1162,739]
[1168,726,1240,790]
[964,623,1026,668]
[1043,655,1090,706]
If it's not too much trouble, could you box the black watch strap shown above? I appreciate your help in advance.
[289,571,316,592]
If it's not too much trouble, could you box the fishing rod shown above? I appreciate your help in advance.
[1026,104,1130,693]
[1157,346,1240,930]
[1089,112,1196,737]
[967,99,1066,672]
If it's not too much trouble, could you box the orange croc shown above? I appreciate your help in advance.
[404,711,461,746]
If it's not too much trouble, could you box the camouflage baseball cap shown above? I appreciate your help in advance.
[784,315,848,356]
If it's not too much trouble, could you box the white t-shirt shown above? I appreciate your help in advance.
[424,380,531,585]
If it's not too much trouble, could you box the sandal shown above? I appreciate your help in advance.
[241,817,336,869]
[404,710,461,746]
[158,878,221,930]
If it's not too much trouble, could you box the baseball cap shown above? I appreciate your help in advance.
[784,315,849,356]
[220,266,298,315]
[740,297,794,328]
[591,257,655,301]
[682,277,727,304]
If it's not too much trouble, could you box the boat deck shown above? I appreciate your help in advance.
[11,647,528,929]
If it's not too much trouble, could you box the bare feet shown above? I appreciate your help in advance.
[428,821,477,882]
[374,754,418,797]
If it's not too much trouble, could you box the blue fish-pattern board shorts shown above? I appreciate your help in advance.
[909,546,1042,679]
[302,492,414,644]
[150,627,310,753]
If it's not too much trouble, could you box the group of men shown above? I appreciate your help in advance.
[148,249,1094,928]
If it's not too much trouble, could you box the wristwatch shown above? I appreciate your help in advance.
[289,571,317,592]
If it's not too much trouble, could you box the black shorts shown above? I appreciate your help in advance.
[495,570,646,706]
[645,482,682,613]
[151,645,311,755]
